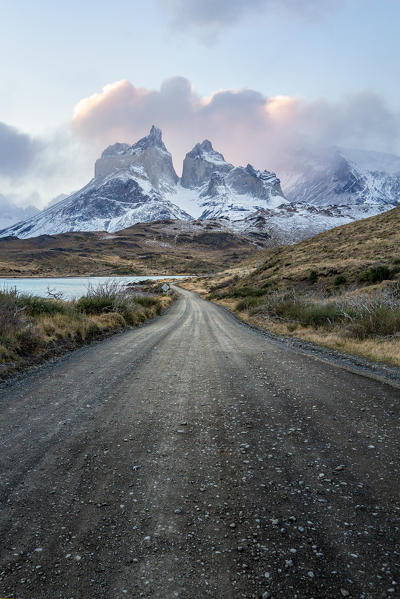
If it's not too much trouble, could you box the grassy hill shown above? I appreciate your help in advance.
[189,207,400,367]
[0,219,267,277]
[233,205,400,291]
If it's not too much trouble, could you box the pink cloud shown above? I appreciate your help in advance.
[72,77,400,175]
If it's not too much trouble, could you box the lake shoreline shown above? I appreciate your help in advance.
[0,275,193,300]
[0,274,195,279]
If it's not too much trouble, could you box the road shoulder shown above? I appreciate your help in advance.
[178,283,400,389]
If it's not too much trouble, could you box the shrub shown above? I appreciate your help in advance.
[246,287,400,339]
[229,286,268,298]
[309,270,319,284]
[0,289,70,317]
[235,297,264,311]
[132,295,160,308]
[334,275,347,287]
[359,265,393,284]
[76,296,113,314]
[250,293,342,328]
[15,327,43,355]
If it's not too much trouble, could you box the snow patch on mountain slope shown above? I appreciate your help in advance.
[165,183,204,219]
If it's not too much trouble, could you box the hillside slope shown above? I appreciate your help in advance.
[237,205,400,290]
[0,219,268,277]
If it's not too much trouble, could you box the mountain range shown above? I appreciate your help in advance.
[1,126,399,242]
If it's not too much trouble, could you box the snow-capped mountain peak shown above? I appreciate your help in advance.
[181,140,233,189]
[279,146,400,211]
[187,139,226,163]
[0,127,399,242]
[95,125,178,191]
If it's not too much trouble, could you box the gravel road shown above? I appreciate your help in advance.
[0,287,399,599]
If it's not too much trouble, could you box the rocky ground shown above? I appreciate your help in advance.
[0,287,399,598]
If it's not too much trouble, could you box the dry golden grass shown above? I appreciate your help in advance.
[249,315,400,368]
[207,297,400,368]
[0,288,176,377]
[178,278,211,295]
[35,311,127,344]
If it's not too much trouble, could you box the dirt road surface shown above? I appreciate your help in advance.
[0,287,399,598]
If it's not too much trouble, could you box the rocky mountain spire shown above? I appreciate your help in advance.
[181,140,233,189]
[132,125,166,152]
[95,126,178,188]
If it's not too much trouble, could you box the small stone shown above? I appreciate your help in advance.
[229,523,236,529]
[307,570,314,578]
[340,590,350,597]
[262,593,271,599]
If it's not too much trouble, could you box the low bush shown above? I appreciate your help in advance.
[235,296,265,311]
[334,275,347,287]
[242,287,400,339]
[76,296,114,314]
[132,295,160,308]
[76,282,162,324]
[223,286,269,299]
[359,265,393,284]
[1,288,70,316]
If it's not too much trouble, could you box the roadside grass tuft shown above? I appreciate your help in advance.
[235,296,265,311]
[0,282,173,372]
[76,281,163,324]
[245,285,400,340]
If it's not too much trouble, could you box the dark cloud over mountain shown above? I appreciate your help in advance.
[0,122,41,177]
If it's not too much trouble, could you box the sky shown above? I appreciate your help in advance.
[0,0,399,213]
